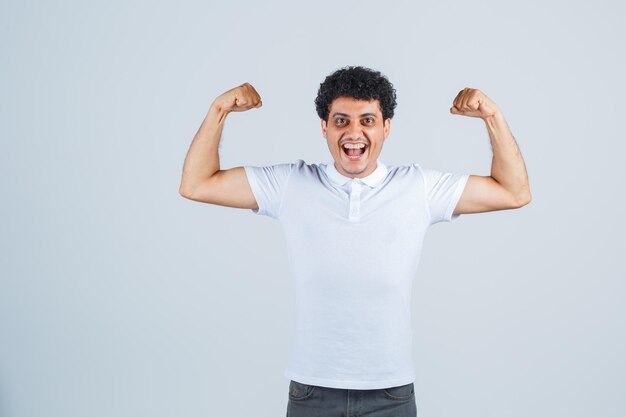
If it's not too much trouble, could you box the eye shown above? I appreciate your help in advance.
[363,117,374,125]
[335,118,346,126]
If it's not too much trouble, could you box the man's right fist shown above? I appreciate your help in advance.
[213,82,262,113]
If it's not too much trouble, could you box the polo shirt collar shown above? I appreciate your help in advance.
[324,159,388,188]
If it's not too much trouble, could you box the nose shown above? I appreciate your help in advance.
[347,122,364,141]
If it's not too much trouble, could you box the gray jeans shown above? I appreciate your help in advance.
[286,380,417,417]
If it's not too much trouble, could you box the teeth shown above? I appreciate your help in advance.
[343,143,366,149]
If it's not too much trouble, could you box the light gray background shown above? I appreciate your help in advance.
[1,1,624,416]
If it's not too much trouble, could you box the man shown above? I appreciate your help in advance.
[179,66,531,417]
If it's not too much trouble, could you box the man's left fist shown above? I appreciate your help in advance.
[450,88,500,119]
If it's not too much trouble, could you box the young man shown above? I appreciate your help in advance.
[179,66,531,417]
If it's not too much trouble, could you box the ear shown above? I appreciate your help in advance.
[321,119,327,138]
[383,118,391,139]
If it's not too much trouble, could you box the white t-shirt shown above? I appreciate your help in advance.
[243,159,469,389]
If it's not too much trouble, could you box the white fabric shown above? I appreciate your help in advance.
[243,159,469,389]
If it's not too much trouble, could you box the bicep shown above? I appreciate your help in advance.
[179,167,258,209]
[453,175,520,215]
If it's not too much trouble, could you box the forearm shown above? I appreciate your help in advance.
[179,103,229,192]
[484,111,531,202]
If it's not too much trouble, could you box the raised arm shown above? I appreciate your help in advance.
[179,83,262,209]
[449,88,532,215]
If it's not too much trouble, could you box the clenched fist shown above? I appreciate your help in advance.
[213,82,262,114]
[450,88,500,119]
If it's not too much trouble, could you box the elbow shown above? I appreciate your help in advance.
[512,181,532,208]
[179,183,193,199]
[515,191,532,208]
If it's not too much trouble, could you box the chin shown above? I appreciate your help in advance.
[341,160,369,174]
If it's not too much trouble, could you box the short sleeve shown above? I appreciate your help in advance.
[243,162,297,220]
[417,165,469,225]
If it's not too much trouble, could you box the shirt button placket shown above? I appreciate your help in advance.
[349,179,362,221]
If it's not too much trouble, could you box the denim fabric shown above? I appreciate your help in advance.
[286,380,417,417]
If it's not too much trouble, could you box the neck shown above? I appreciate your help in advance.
[335,160,378,178]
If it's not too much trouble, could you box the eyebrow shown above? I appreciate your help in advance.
[332,112,378,118]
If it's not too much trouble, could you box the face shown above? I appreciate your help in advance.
[321,96,390,178]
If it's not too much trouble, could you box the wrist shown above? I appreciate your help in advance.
[483,110,506,128]
[209,101,231,122]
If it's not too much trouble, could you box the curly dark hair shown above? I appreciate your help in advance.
[315,66,397,122]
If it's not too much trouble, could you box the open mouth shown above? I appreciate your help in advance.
[341,142,368,161]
